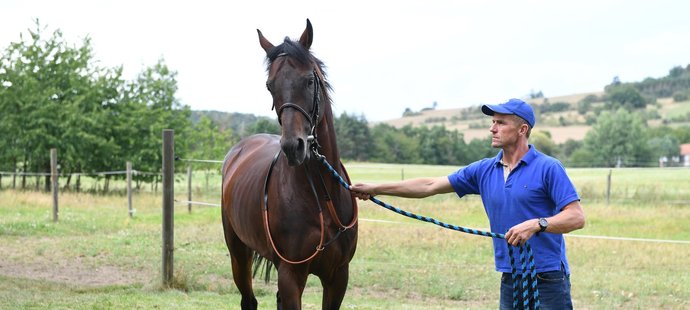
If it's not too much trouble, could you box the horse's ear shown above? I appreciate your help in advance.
[257,29,274,54]
[299,19,313,50]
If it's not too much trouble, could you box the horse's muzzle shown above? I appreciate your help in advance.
[280,136,308,166]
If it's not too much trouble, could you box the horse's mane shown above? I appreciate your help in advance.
[265,37,333,105]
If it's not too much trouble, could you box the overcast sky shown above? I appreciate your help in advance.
[2,0,690,121]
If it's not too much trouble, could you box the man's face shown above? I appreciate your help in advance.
[489,113,523,148]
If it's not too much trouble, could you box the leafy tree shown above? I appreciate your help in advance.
[530,131,557,157]
[466,135,496,162]
[334,112,372,161]
[123,59,192,180]
[576,100,592,115]
[187,115,237,169]
[0,20,122,189]
[672,91,688,102]
[582,108,652,167]
[647,135,679,160]
[245,118,280,136]
[669,66,685,78]
[370,123,421,164]
[560,139,583,160]
[568,147,597,167]
[606,84,647,110]
[418,126,448,165]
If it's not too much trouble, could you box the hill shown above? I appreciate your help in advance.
[376,91,690,144]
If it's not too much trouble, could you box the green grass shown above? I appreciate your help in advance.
[1,165,689,309]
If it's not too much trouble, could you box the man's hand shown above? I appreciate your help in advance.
[504,219,541,246]
[349,183,374,200]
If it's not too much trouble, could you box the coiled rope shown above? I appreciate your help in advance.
[315,153,540,309]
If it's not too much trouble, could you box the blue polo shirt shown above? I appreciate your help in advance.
[448,145,580,274]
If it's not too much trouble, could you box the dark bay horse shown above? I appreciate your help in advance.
[221,19,358,309]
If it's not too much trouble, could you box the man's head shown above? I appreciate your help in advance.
[481,98,535,128]
[482,99,535,148]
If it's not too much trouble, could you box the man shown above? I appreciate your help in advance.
[349,98,585,309]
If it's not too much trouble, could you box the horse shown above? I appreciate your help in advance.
[221,19,358,310]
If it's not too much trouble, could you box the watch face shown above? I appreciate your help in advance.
[539,218,548,228]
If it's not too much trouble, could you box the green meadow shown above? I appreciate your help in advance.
[0,164,688,309]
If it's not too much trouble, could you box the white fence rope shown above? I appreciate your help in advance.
[173,199,690,245]
[178,158,224,164]
[0,170,161,177]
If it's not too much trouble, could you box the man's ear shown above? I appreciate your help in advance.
[520,124,529,136]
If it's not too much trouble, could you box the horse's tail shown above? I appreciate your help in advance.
[252,252,274,284]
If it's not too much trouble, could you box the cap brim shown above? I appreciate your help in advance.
[481,104,511,116]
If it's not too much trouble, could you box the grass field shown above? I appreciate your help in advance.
[1,164,689,309]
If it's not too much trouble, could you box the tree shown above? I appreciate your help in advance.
[582,108,652,167]
[245,118,280,136]
[560,139,583,160]
[370,123,420,164]
[530,131,557,157]
[606,84,646,110]
[669,66,685,78]
[0,21,193,191]
[647,135,679,160]
[334,112,372,161]
[0,20,121,190]
[466,135,496,162]
[123,59,192,179]
[187,115,237,169]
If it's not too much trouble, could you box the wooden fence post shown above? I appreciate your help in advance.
[162,129,174,287]
[606,169,612,205]
[187,165,192,213]
[51,148,58,222]
[127,161,133,218]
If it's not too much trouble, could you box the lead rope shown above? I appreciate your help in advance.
[314,152,540,309]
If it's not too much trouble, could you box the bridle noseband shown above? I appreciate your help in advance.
[276,70,320,127]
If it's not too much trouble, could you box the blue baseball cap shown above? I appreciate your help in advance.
[481,98,536,128]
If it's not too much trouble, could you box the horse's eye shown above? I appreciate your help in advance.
[308,77,314,86]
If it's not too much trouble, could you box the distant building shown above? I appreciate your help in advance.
[681,143,690,167]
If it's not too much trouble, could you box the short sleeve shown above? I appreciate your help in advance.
[545,161,580,210]
[448,162,481,197]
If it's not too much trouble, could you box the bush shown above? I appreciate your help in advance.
[672,91,688,102]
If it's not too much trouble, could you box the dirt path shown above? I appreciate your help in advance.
[0,239,151,287]
[0,260,147,287]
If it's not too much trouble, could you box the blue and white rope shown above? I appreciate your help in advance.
[316,154,540,309]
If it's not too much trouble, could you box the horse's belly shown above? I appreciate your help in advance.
[222,134,280,251]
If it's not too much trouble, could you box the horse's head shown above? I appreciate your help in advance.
[258,19,329,166]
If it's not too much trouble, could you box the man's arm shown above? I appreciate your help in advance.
[504,200,585,246]
[349,176,454,199]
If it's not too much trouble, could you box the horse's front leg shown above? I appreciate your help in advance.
[320,264,349,310]
[276,263,310,310]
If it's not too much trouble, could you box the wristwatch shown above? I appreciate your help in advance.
[538,218,548,233]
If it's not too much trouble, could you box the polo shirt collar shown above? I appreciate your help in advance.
[492,144,538,168]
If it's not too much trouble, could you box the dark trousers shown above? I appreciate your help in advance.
[499,267,572,310]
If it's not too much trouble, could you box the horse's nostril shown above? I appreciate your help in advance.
[297,138,305,151]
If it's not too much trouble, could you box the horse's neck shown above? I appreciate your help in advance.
[315,114,340,165]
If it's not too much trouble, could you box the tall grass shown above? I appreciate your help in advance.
[0,165,688,309]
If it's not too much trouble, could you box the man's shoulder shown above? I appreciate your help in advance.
[471,156,500,169]
[529,147,564,167]
[451,156,497,178]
